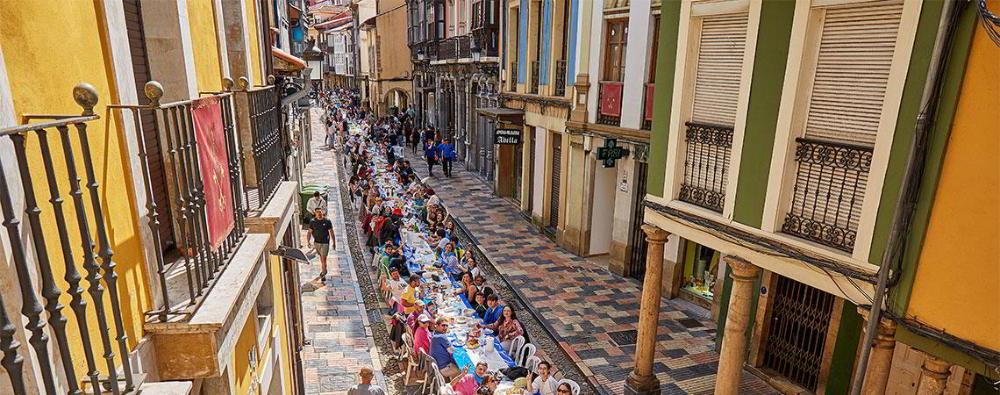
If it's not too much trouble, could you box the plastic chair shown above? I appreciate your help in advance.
[401,333,422,384]
[516,343,536,367]
[508,336,526,360]
[558,379,581,395]
[420,351,436,393]
[525,355,542,373]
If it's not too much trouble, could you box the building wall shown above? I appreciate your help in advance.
[906,16,1000,354]
[374,0,413,115]
[188,0,225,92]
[246,0,264,85]
[0,1,154,386]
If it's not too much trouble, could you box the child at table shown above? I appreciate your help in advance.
[450,362,489,395]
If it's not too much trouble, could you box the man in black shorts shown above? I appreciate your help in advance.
[307,208,335,281]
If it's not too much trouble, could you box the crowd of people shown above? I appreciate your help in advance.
[311,88,577,395]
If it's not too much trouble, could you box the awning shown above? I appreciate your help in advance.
[271,47,306,72]
[314,13,352,29]
[476,107,525,124]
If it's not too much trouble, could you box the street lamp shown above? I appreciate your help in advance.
[471,40,481,63]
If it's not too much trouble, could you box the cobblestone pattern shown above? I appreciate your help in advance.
[411,162,777,395]
[300,109,401,395]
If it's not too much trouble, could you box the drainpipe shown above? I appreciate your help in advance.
[848,1,968,394]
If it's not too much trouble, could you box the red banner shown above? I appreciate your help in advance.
[599,82,623,117]
[644,84,655,121]
[192,97,235,248]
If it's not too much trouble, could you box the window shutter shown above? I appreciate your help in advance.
[691,13,748,126]
[804,1,904,146]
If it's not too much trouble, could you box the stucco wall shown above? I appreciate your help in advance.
[0,0,153,384]
[906,20,999,352]
[188,0,224,92]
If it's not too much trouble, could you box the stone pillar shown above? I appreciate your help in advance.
[714,256,760,395]
[916,356,952,395]
[624,225,670,395]
[859,308,898,395]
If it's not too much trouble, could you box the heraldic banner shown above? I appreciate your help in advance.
[599,82,624,117]
[192,96,235,248]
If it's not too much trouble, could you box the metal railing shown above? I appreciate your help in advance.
[110,79,249,323]
[553,60,567,97]
[246,83,287,210]
[509,61,518,91]
[529,61,540,94]
[0,84,140,394]
[782,137,873,252]
[677,122,734,213]
[596,82,622,126]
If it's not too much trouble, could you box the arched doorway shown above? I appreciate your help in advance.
[383,88,409,115]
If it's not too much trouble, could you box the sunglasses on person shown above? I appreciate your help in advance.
[557,389,571,394]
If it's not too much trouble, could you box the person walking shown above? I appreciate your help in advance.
[306,208,335,281]
[437,138,456,177]
[423,139,438,177]
[306,191,328,219]
[347,367,385,395]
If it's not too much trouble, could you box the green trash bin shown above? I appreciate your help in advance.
[300,184,331,224]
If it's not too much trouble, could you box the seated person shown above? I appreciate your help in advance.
[430,319,461,379]
[470,292,488,319]
[385,244,410,277]
[480,294,503,327]
[450,362,489,395]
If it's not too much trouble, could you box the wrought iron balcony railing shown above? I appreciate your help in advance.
[0,84,140,394]
[509,61,518,91]
[642,83,655,130]
[245,83,287,210]
[782,137,873,252]
[110,79,250,324]
[529,61,541,94]
[553,60,568,97]
[596,81,623,126]
[678,122,734,212]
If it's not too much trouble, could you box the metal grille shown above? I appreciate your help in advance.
[509,61,518,91]
[627,162,649,280]
[554,59,567,96]
[530,60,540,94]
[248,85,286,209]
[782,137,872,252]
[762,276,836,392]
[0,85,140,394]
[549,134,562,229]
[678,122,733,212]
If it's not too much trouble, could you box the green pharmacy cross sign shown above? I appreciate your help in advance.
[596,138,630,168]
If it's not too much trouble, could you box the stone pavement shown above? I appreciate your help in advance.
[414,163,777,395]
[299,108,388,395]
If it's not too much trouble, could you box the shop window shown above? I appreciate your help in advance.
[682,242,719,305]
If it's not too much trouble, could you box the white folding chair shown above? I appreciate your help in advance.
[419,351,435,393]
[525,355,542,373]
[516,343,536,367]
[558,379,581,395]
[431,362,448,395]
[508,336,525,359]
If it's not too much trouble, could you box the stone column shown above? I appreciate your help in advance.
[916,356,952,395]
[624,225,670,395]
[859,308,898,395]
[714,256,760,395]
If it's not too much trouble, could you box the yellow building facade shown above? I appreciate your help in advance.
[0,1,305,394]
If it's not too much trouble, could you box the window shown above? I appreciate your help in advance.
[602,19,628,82]
[781,1,905,252]
[677,12,748,212]
[648,16,661,83]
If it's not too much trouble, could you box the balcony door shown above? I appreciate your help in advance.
[124,0,175,250]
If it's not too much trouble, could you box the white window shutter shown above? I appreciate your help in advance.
[804,1,904,146]
[691,13,748,127]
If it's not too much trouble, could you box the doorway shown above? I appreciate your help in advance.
[548,133,562,231]
[761,276,836,392]
[625,161,649,280]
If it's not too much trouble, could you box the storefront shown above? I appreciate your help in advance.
[679,242,721,309]
[475,107,524,202]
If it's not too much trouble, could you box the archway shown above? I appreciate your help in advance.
[383,88,409,115]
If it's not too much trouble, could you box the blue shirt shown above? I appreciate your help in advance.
[430,332,453,368]
[483,306,503,326]
[424,144,437,159]
[437,143,456,160]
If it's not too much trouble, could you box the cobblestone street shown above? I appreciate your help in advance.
[412,165,776,395]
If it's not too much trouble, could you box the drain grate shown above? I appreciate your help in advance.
[608,329,638,347]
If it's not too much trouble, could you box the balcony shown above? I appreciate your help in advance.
[642,83,654,130]
[530,61,541,94]
[596,81,623,126]
[553,60,568,97]
[437,35,473,60]
[509,61,518,91]
[781,138,873,252]
[677,122,734,212]
[0,84,207,395]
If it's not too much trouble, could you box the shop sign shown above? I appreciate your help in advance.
[494,128,521,145]
[597,138,630,168]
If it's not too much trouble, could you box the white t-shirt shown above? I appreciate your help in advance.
[307,196,328,214]
[387,278,407,303]
[532,376,559,395]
